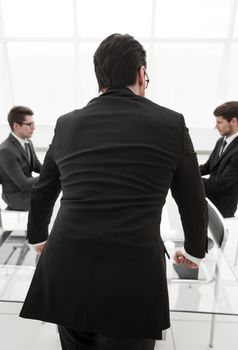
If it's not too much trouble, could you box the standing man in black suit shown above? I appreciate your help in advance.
[200,101,238,218]
[0,106,42,211]
[20,34,208,350]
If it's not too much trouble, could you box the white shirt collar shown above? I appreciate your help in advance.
[11,131,29,149]
[224,131,238,147]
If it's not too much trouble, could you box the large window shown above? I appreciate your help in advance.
[0,0,237,132]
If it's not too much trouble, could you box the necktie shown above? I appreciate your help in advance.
[219,139,227,156]
[24,142,31,163]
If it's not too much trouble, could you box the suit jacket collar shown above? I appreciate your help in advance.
[102,87,136,96]
[87,88,138,107]
[220,135,238,157]
[10,131,27,148]
[8,133,31,166]
[97,87,137,100]
[212,136,238,168]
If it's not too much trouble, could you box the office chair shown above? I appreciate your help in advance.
[207,199,225,248]
[164,195,226,283]
[231,209,238,266]
[0,185,29,265]
[205,199,228,348]
[166,196,227,348]
[235,242,238,266]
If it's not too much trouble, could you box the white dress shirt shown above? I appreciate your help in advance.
[222,131,238,152]
[11,131,29,148]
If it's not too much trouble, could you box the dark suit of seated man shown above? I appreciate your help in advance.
[200,101,238,218]
[0,106,42,211]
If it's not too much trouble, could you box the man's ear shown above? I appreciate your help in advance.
[12,122,20,131]
[138,66,145,87]
[231,117,238,126]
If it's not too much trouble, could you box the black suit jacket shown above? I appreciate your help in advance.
[20,88,208,339]
[200,136,238,217]
[0,133,42,210]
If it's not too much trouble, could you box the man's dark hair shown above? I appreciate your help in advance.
[8,106,33,130]
[214,101,238,122]
[93,33,147,90]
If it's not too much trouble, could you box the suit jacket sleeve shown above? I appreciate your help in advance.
[171,116,208,258]
[34,155,42,173]
[27,135,61,244]
[199,155,211,176]
[30,141,42,173]
[0,148,39,191]
[199,140,221,176]
[203,151,238,193]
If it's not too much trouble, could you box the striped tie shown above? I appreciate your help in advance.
[219,139,227,156]
[24,142,31,163]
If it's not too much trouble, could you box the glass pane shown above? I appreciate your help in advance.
[76,42,101,108]
[2,0,73,37]
[0,47,6,122]
[0,46,12,123]
[146,43,224,128]
[7,43,75,126]
[77,0,153,38]
[225,44,238,100]
[232,6,238,38]
[155,0,231,38]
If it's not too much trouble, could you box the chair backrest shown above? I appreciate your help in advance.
[207,199,225,248]
[0,185,28,232]
[0,209,28,231]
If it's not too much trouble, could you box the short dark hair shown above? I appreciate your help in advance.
[8,106,33,130]
[214,101,238,122]
[93,33,147,90]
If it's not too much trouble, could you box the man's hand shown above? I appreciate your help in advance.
[34,242,46,255]
[173,249,199,269]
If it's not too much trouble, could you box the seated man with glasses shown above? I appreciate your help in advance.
[0,106,42,211]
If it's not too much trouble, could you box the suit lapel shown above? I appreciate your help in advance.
[214,138,223,161]
[211,136,238,169]
[9,133,31,167]
[28,140,34,167]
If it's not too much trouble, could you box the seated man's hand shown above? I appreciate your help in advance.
[34,242,46,255]
[173,249,199,269]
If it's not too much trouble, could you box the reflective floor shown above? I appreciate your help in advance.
[0,303,237,350]
[0,176,238,349]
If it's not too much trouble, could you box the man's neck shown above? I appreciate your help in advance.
[12,131,25,139]
[127,83,145,97]
[11,131,27,143]
[226,130,238,139]
[99,81,144,97]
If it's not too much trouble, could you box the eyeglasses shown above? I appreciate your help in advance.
[22,122,35,128]
[144,70,150,89]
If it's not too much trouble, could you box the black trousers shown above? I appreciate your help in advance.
[58,326,156,350]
